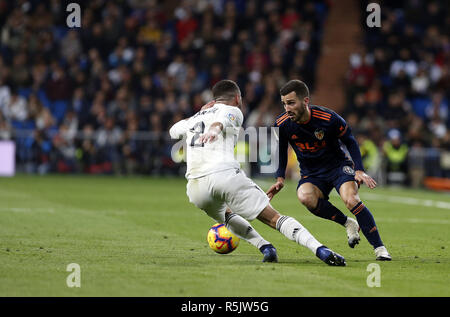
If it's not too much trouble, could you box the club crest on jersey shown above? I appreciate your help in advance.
[227,113,236,121]
[342,166,355,176]
[314,128,325,140]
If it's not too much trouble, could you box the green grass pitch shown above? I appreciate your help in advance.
[0,175,449,297]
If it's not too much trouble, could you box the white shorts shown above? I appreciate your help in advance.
[186,168,270,223]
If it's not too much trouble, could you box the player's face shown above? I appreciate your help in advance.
[281,92,309,122]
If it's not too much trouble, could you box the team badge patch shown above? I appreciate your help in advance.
[314,128,325,140]
[342,166,355,176]
[227,113,236,121]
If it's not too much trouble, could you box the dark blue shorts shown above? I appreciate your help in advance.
[297,163,356,200]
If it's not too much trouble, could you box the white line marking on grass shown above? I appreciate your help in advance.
[0,207,55,213]
[375,217,450,225]
[360,193,450,210]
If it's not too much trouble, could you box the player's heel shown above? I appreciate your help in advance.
[374,246,392,261]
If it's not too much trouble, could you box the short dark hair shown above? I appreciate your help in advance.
[280,80,310,99]
[212,80,241,100]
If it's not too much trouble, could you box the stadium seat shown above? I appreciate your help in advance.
[411,97,431,120]
[10,120,23,130]
[37,90,52,109]
[18,88,31,99]
[51,100,69,124]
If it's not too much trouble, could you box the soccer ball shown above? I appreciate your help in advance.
[207,223,240,254]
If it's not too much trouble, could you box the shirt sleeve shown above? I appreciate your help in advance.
[169,119,189,139]
[332,112,349,138]
[215,106,244,129]
[274,123,288,179]
[334,114,365,171]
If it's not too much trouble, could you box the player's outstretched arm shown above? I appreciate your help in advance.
[169,119,189,139]
[266,177,285,200]
[199,122,223,144]
[268,124,289,201]
[337,120,376,189]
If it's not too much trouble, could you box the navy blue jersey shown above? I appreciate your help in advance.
[275,105,364,178]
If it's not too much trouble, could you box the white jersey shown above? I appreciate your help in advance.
[169,103,244,179]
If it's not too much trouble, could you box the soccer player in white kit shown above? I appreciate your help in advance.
[169,80,346,265]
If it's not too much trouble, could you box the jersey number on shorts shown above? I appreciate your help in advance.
[190,121,205,147]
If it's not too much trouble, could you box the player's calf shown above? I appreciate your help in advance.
[225,210,279,263]
[349,201,391,260]
[224,212,271,250]
[307,198,348,226]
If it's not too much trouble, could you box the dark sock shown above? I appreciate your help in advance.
[309,198,348,226]
[351,201,383,249]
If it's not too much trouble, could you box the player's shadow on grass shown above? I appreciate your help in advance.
[220,255,324,267]
[274,258,332,266]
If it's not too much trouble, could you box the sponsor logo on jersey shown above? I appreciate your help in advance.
[314,128,325,140]
[295,140,327,153]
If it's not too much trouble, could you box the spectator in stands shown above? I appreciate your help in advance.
[0,0,329,175]
[425,91,448,124]
[383,129,409,185]
[0,112,11,140]
[1,86,28,122]
[95,116,123,174]
[383,91,414,133]
[46,63,73,101]
[357,132,381,180]
[30,129,52,175]
[51,123,77,173]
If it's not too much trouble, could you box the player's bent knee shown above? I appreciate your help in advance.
[297,193,318,210]
[343,196,360,211]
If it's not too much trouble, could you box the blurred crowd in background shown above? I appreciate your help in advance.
[0,0,328,175]
[344,0,450,186]
[0,0,448,187]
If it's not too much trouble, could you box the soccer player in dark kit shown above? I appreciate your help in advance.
[267,79,391,261]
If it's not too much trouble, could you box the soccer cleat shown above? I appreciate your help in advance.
[316,246,346,266]
[259,244,278,263]
[345,217,360,248]
[374,246,392,261]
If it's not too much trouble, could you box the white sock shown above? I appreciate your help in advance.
[225,213,270,249]
[276,215,322,254]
